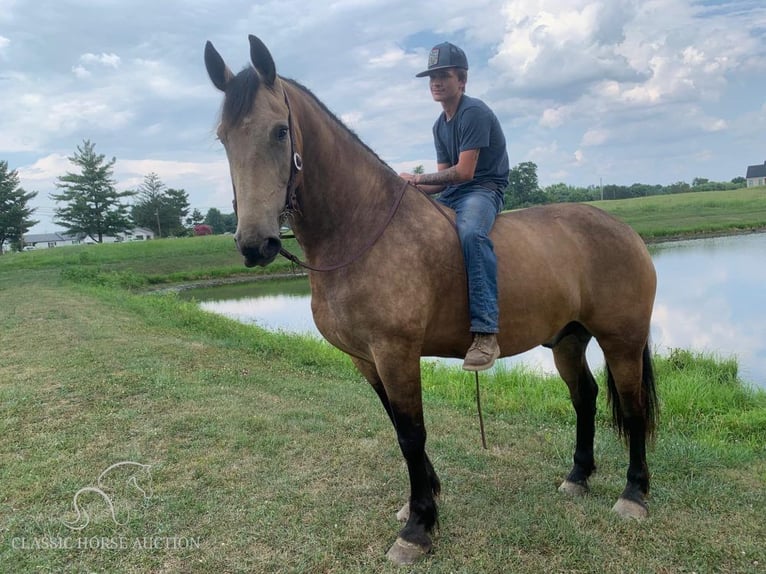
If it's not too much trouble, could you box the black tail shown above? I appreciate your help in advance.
[606,344,658,442]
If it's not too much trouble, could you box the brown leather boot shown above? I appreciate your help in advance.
[462,333,500,371]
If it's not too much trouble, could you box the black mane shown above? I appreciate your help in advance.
[221,67,393,174]
[222,66,261,127]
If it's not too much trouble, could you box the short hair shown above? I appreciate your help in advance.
[456,68,468,83]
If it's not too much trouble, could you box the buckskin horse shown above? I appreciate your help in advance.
[204,35,658,565]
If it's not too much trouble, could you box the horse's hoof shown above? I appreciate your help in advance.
[386,537,430,565]
[396,502,410,522]
[558,480,588,497]
[612,497,648,520]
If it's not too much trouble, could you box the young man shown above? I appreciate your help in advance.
[400,42,509,371]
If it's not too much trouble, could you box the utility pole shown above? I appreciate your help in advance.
[600,177,603,201]
[155,209,162,238]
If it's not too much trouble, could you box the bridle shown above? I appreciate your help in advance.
[275,84,416,273]
[234,82,454,274]
[282,87,304,215]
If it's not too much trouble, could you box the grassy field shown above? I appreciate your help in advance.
[588,187,766,239]
[1,189,765,572]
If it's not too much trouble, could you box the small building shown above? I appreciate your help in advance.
[745,161,766,188]
[22,227,155,250]
[22,233,83,250]
[119,227,155,242]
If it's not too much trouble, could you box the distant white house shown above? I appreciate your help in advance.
[118,227,155,242]
[746,161,766,188]
[22,227,155,250]
[22,233,83,250]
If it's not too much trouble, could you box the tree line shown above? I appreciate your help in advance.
[0,140,236,254]
[504,161,748,209]
[1,142,750,254]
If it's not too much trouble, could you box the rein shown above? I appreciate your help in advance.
[274,86,487,448]
[278,179,410,272]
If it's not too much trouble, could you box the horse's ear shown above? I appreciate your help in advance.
[248,35,277,86]
[205,40,234,92]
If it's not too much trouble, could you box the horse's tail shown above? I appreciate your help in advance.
[606,343,658,442]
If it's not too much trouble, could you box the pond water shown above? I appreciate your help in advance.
[184,233,766,389]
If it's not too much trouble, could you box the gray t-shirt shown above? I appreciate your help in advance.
[433,94,509,200]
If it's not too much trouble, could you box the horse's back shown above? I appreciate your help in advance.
[490,203,656,353]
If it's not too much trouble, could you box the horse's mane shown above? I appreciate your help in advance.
[222,67,395,175]
[222,67,263,128]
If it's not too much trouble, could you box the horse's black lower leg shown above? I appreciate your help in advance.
[369,378,441,497]
[615,406,650,513]
[354,357,441,499]
[351,356,437,563]
[604,345,656,519]
[553,329,598,495]
[566,369,598,489]
[392,409,437,550]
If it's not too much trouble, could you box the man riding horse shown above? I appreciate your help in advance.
[400,42,509,372]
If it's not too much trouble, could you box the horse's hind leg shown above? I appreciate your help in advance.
[601,341,658,519]
[552,325,598,497]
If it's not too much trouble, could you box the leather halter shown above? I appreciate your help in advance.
[282,87,303,213]
[263,84,456,273]
[229,86,302,217]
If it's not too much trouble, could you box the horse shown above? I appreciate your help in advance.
[204,35,658,565]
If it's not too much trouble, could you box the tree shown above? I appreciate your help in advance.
[186,208,205,228]
[221,212,237,233]
[193,224,213,236]
[0,161,39,254]
[413,165,425,175]
[50,140,134,243]
[505,161,546,209]
[204,208,226,234]
[131,173,190,237]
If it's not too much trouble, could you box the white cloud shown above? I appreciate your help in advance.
[539,106,568,128]
[581,128,609,147]
[17,153,70,181]
[71,65,91,79]
[0,0,762,234]
[80,52,121,68]
[367,47,409,68]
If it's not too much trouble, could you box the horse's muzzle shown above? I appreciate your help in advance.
[236,235,282,267]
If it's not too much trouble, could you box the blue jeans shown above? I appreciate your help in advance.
[438,186,503,334]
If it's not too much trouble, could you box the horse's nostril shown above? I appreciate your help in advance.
[238,236,281,267]
[262,237,282,258]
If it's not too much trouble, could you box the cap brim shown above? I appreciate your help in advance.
[415,64,462,78]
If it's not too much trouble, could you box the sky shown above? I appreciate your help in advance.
[1,0,764,234]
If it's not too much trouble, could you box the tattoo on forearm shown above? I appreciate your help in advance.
[416,166,458,186]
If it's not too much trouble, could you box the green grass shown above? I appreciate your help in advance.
[0,234,306,290]
[1,192,766,572]
[588,187,766,239]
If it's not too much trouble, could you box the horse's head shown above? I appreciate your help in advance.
[205,35,299,267]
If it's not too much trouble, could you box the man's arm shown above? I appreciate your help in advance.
[400,149,480,194]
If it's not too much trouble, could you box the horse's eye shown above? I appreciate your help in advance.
[277,126,289,141]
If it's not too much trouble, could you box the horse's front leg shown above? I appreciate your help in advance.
[387,398,436,565]
[357,350,436,565]
[352,356,441,523]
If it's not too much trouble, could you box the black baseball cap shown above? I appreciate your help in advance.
[415,42,469,77]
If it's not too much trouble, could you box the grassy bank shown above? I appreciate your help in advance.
[1,189,765,572]
[588,186,766,239]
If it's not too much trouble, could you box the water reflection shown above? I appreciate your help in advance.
[192,281,315,335]
[185,234,766,389]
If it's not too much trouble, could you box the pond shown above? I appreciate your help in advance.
[184,233,766,390]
